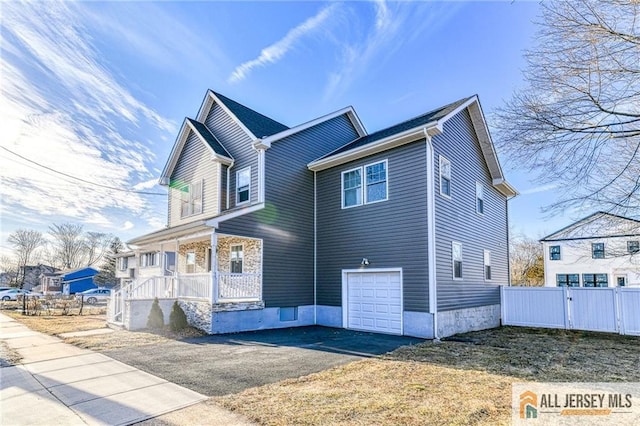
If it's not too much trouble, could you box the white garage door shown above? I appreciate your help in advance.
[346,271,402,334]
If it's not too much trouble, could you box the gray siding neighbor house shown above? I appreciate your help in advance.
[109,90,516,338]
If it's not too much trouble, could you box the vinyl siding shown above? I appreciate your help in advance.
[316,141,430,312]
[218,114,360,307]
[204,103,258,208]
[168,130,221,227]
[433,109,508,311]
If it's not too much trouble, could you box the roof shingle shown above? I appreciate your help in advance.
[187,118,232,159]
[212,91,289,138]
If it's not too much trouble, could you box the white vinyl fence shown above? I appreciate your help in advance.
[501,286,640,336]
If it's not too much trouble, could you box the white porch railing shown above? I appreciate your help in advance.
[179,273,212,299]
[129,276,178,299]
[217,273,261,301]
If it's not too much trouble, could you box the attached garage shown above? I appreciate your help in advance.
[342,269,403,335]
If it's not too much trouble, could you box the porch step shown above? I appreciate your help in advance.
[106,321,125,331]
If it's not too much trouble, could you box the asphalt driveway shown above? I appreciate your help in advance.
[104,326,423,396]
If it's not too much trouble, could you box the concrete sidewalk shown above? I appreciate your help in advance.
[0,313,208,426]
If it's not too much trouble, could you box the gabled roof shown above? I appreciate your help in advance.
[160,118,234,185]
[541,212,640,242]
[186,118,232,158]
[317,97,470,159]
[307,95,517,198]
[197,90,289,140]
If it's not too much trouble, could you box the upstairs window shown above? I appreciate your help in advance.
[341,160,388,208]
[549,245,561,260]
[592,243,605,259]
[627,241,639,254]
[483,250,491,280]
[476,182,484,214]
[180,180,203,218]
[342,168,362,208]
[140,252,159,268]
[365,161,388,203]
[440,156,451,197]
[230,245,243,273]
[452,241,463,279]
[236,167,251,205]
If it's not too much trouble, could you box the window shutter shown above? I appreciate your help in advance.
[192,180,203,214]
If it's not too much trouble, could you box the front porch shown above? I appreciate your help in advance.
[108,233,264,332]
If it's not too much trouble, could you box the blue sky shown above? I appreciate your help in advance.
[0,0,570,258]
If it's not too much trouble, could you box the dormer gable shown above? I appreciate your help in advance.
[160,118,233,186]
[196,90,289,141]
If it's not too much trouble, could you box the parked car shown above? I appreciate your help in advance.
[0,288,42,301]
[76,288,111,304]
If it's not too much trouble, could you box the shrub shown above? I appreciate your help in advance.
[169,301,189,332]
[147,297,164,329]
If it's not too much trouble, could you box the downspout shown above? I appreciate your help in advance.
[226,161,234,210]
[424,128,439,340]
[313,171,317,325]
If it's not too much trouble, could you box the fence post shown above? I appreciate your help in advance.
[563,286,570,330]
[615,287,623,335]
[500,285,506,326]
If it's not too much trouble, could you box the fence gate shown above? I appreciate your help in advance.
[501,286,640,336]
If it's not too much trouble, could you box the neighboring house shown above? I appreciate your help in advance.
[40,272,62,294]
[19,264,58,291]
[112,90,516,338]
[541,212,640,288]
[56,267,99,295]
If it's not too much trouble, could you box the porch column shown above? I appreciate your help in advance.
[211,232,218,304]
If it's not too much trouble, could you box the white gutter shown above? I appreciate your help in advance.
[424,127,439,340]
[313,171,317,325]
[226,161,234,210]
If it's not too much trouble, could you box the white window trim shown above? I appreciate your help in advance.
[483,249,491,281]
[549,245,561,261]
[452,241,463,280]
[186,251,196,274]
[439,155,451,199]
[341,159,388,209]
[118,257,128,271]
[230,244,244,274]
[341,166,363,209]
[236,167,251,206]
[476,181,484,215]
[180,179,203,218]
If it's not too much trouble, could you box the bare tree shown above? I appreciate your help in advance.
[0,255,19,286]
[495,0,640,215]
[84,232,111,266]
[48,223,86,269]
[7,229,44,288]
[510,234,545,286]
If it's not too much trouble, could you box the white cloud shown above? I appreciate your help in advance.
[0,1,168,236]
[228,4,338,83]
[123,221,134,231]
[520,184,559,196]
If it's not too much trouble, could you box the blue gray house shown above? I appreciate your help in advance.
[109,90,516,338]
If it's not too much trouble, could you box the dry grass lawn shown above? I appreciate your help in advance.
[5,310,639,425]
[216,327,640,425]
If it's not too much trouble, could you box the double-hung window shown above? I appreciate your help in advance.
[592,243,605,259]
[140,252,159,268]
[452,241,463,279]
[341,160,387,208]
[440,156,451,197]
[627,241,639,254]
[476,182,484,214]
[483,250,491,280]
[236,167,251,205]
[549,245,561,260]
[186,252,196,274]
[118,257,128,271]
[180,180,203,217]
[557,274,579,287]
[230,245,243,273]
[583,273,608,287]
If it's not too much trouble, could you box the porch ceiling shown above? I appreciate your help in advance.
[128,221,213,246]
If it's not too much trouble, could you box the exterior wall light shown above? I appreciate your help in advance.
[361,258,370,266]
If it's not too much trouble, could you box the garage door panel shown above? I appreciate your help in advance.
[346,271,402,335]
